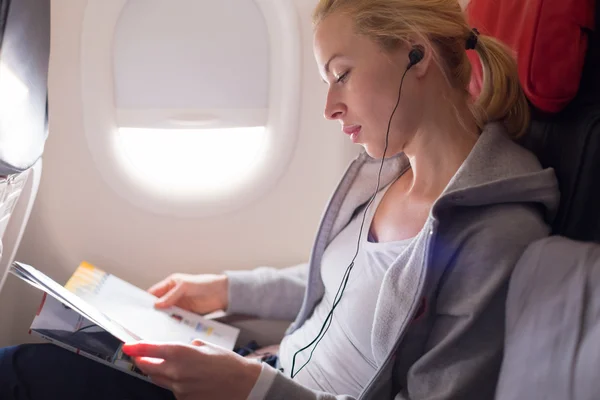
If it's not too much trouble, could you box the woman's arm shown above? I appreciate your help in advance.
[225,262,309,321]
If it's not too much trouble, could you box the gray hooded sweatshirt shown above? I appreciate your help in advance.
[226,122,560,399]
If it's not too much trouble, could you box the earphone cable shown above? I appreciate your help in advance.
[290,66,411,378]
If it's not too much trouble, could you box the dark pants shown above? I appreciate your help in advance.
[0,344,176,400]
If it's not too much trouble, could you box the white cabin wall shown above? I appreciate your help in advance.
[0,0,359,346]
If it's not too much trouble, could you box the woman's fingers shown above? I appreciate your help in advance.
[154,281,185,309]
[148,277,176,297]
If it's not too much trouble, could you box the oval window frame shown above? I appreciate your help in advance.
[80,0,301,217]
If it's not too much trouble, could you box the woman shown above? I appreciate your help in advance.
[0,0,559,399]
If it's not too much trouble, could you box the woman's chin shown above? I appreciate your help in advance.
[361,144,377,158]
[364,144,400,160]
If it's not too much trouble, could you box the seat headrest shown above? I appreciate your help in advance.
[510,1,600,242]
[466,0,596,114]
[0,0,50,175]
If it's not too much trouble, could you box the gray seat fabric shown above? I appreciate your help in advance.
[496,236,600,400]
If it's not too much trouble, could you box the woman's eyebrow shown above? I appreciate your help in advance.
[324,53,343,74]
[320,54,345,83]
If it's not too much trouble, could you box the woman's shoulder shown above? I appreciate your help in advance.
[455,201,550,241]
[436,123,560,226]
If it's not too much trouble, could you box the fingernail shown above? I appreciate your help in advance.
[121,343,134,353]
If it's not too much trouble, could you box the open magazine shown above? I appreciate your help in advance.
[10,261,240,382]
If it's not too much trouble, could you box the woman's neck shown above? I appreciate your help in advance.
[402,94,480,201]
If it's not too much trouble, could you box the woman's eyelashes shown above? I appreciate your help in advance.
[335,70,350,83]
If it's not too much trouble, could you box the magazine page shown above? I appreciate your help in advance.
[65,262,240,350]
[11,262,140,343]
[30,293,150,382]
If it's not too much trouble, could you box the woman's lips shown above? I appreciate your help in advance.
[342,125,361,135]
[342,125,362,142]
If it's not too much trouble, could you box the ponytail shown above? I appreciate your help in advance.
[471,34,531,138]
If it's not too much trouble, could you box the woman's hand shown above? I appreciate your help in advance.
[148,273,229,315]
[122,340,262,400]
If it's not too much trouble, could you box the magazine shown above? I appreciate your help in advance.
[11,261,240,381]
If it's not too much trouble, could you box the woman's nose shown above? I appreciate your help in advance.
[324,90,345,120]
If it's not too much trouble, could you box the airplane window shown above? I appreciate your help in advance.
[80,0,300,216]
[112,0,268,197]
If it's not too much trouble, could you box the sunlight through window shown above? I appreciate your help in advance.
[116,127,268,197]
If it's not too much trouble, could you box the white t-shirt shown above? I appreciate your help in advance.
[277,182,416,397]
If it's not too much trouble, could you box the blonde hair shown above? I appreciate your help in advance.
[313,0,530,138]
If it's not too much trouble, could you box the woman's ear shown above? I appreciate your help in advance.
[408,45,425,68]
[408,40,433,79]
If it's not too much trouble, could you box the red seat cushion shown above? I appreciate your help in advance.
[466,0,596,113]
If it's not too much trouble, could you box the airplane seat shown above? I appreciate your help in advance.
[466,1,600,398]
[495,237,600,400]
[520,4,600,242]
[467,0,600,242]
[0,0,50,294]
